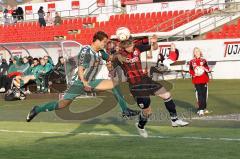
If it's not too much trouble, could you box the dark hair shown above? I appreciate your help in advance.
[93,31,108,42]
[40,6,43,10]
[33,58,39,62]
[56,56,64,68]
[1,58,6,63]
[120,39,134,49]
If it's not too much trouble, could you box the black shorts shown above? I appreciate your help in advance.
[129,76,163,98]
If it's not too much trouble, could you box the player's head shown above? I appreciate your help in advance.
[193,47,202,58]
[92,31,109,50]
[32,58,39,66]
[40,58,46,65]
[12,56,19,64]
[1,58,6,63]
[120,38,134,53]
[58,56,64,64]
[44,56,49,63]
[22,56,29,64]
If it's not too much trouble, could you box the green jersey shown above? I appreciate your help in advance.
[37,63,53,77]
[72,45,109,82]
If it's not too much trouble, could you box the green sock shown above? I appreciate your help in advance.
[19,80,25,92]
[35,101,59,113]
[35,79,41,91]
[112,85,128,112]
[20,79,24,87]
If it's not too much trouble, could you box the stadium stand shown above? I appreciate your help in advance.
[0,8,213,44]
[206,19,240,39]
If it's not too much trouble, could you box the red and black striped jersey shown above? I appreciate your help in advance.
[118,44,151,84]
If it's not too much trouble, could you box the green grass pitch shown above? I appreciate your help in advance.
[0,79,240,159]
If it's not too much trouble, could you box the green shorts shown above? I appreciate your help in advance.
[63,79,103,100]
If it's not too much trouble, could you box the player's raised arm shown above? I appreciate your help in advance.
[150,34,159,50]
[135,35,159,54]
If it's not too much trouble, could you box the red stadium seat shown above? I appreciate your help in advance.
[140,13,145,19]
[162,11,167,18]
[222,24,229,32]
[146,12,151,19]
[167,11,173,17]
[206,32,214,39]
[173,11,178,17]
[0,8,213,44]
[151,12,157,19]
[135,13,140,19]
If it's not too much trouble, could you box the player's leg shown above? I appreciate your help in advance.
[202,84,208,110]
[204,84,209,114]
[26,99,73,122]
[26,80,85,122]
[155,86,189,127]
[195,84,207,116]
[13,75,36,88]
[92,79,140,117]
[135,97,151,138]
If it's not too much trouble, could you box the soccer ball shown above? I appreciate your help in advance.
[116,27,131,41]
[194,66,205,76]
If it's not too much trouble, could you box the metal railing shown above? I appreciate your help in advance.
[144,0,222,33]
[160,1,240,41]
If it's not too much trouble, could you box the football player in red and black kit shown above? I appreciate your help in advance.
[189,47,210,116]
[117,36,189,138]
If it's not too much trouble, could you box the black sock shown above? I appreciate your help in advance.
[164,97,178,121]
[138,111,148,129]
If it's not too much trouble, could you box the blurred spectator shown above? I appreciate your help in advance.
[28,56,33,66]
[0,58,9,75]
[8,56,20,74]
[0,74,12,93]
[11,7,18,24]
[54,56,65,76]
[54,12,62,26]
[21,56,30,75]
[51,56,66,84]
[38,58,53,92]
[0,58,12,93]
[45,12,54,26]
[3,6,9,24]
[43,55,54,66]
[149,51,166,78]
[16,7,24,21]
[156,51,165,67]
[38,6,46,27]
[162,43,179,68]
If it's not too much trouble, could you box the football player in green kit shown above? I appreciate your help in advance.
[26,31,139,122]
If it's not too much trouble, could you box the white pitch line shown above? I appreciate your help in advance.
[0,129,240,141]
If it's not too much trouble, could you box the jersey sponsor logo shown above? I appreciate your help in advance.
[224,41,240,57]
[126,57,139,63]
[133,50,139,56]
[192,62,197,67]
